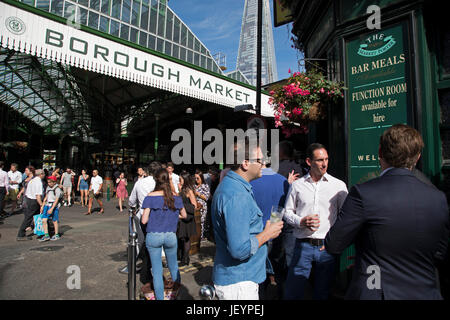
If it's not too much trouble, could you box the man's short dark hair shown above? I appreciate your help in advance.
[306,143,327,160]
[379,124,424,168]
[166,162,174,169]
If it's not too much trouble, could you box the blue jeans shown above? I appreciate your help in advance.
[284,239,337,300]
[145,232,180,300]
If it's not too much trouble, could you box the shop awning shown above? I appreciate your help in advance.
[0,0,273,117]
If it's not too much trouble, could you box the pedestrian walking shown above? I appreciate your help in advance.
[116,172,128,212]
[86,169,104,215]
[141,168,187,300]
[283,143,348,300]
[4,163,22,216]
[166,162,180,194]
[39,175,62,242]
[77,169,89,207]
[60,168,73,206]
[0,161,9,216]
[17,169,46,241]
[325,124,449,300]
[211,138,283,300]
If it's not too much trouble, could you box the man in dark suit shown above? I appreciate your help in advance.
[325,124,449,299]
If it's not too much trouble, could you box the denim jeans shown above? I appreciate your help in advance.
[284,239,337,300]
[145,232,180,300]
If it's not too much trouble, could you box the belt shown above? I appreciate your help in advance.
[299,238,324,246]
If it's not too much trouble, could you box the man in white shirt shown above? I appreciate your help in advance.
[0,161,9,216]
[283,143,348,300]
[87,170,104,215]
[6,163,22,215]
[17,169,45,240]
[166,162,179,194]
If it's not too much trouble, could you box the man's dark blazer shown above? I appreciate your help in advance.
[325,168,449,300]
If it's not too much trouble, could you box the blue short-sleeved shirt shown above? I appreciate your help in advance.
[141,195,183,233]
[211,170,267,286]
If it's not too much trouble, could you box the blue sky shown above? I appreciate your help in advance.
[168,0,303,82]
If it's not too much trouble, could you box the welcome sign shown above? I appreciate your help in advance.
[346,21,414,187]
[0,1,273,116]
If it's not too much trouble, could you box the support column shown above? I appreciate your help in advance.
[154,113,159,161]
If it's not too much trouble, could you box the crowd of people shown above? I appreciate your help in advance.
[1,124,448,300]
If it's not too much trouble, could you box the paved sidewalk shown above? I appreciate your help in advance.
[0,198,214,300]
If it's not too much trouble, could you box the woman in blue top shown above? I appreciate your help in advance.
[77,169,89,207]
[141,168,187,300]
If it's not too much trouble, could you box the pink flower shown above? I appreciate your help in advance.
[320,88,325,93]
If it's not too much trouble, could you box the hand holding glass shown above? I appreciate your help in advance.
[270,206,284,223]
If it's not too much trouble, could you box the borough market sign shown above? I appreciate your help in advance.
[0,1,272,116]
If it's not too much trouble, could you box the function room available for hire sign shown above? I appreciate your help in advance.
[346,21,414,186]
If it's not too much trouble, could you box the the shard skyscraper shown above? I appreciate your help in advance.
[236,0,278,86]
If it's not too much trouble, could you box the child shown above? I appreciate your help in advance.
[39,175,62,241]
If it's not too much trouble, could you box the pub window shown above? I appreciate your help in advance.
[207,57,212,71]
[194,53,199,66]
[187,50,193,64]
[194,39,200,53]
[188,32,194,50]
[201,55,206,69]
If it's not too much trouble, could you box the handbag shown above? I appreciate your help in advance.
[33,214,45,236]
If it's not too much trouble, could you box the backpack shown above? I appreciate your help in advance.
[46,185,64,206]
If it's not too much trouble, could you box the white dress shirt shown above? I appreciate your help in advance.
[8,170,22,190]
[171,173,180,194]
[283,173,348,240]
[128,176,156,219]
[90,175,103,194]
[0,169,9,189]
[25,176,43,200]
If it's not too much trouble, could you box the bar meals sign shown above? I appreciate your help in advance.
[0,1,272,116]
[346,21,414,187]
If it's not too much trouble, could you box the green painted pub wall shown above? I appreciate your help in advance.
[294,0,449,275]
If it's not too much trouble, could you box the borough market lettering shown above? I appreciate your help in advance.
[45,29,250,103]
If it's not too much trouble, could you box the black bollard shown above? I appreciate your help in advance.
[128,208,137,300]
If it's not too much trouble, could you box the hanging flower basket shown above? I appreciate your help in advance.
[269,69,346,136]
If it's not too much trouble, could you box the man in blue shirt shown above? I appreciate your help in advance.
[211,138,284,300]
[250,161,291,299]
